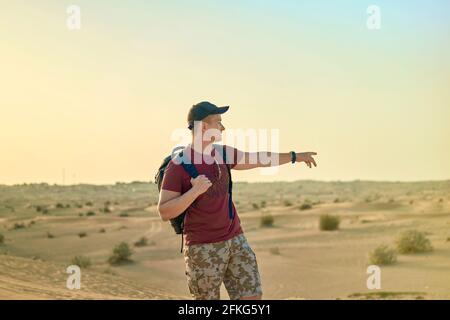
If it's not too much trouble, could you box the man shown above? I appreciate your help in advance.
[157,101,317,300]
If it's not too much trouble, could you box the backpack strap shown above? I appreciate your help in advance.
[174,150,200,253]
[213,145,234,220]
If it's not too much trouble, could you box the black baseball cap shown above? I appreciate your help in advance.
[187,101,229,130]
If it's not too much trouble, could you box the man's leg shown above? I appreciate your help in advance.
[223,234,263,300]
[183,241,229,300]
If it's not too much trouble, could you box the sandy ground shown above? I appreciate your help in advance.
[0,181,449,299]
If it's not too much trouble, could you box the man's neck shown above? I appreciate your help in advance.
[190,139,214,154]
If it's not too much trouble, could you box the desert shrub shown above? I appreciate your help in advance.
[13,223,26,230]
[299,203,312,210]
[269,247,280,255]
[446,237,450,242]
[78,232,87,238]
[56,203,65,208]
[134,237,148,247]
[103,206,112,213]
[334,198,340,203]
[85,201,93,206]
[108,242,133,265]
[319,214,340,231]
[283,200,293,207]
[252,203,260,210]
[86,211,95,216]
[65,204,71,208]
[409,200,414,205]
[78,213,84,217]
[36,206,42,212]
[76,203,83,208]
[71,255,91,268]
[396,230,433,254]
[260,201,266,208]
[260,214,274,228]
[119,213,129,217]
[438,198,443,203]
[103,268,118,276]
[0,234,4,245]
[46,232,55,239]
[99,228,106,233]
[42,208,48,214]
[368,245,397,265]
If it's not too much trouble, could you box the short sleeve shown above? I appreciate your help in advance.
[160,160,185,193]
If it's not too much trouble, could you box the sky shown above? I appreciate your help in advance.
[1,0,449,184]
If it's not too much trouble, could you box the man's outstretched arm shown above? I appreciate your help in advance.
[232,151,318,170]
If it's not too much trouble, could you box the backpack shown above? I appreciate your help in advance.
[154,144,234,252]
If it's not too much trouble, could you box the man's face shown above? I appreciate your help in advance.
[203,114,225,142]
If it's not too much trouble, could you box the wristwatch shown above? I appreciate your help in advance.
[290,151,296,164]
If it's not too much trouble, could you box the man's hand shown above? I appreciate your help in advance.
[190,175,212,196]
[297,152,317,168]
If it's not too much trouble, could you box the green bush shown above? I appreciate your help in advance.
[319,214,340,231]
[13,223,26,230]
[71,255,91,269]
[396,230,433,254]
[134,237,148,247]
[56,203,64,208]
[260,214,274,228]
[86,211,95,216]
[108,242,133,265]
[269,247,280,255]
[368,245,397,265]
[283,200,293,207]
[299,203,312,210]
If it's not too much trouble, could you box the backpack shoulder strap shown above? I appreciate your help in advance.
[178,151,199,179]
[213,144,234,220]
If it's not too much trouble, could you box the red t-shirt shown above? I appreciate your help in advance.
[160,145,243,245]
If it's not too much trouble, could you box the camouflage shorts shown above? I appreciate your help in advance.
[183,233,263,300]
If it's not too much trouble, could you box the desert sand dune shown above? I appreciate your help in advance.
[0,254,186,300]
[1,180,449,300]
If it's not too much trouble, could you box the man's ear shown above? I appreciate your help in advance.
[201,121,208,133]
